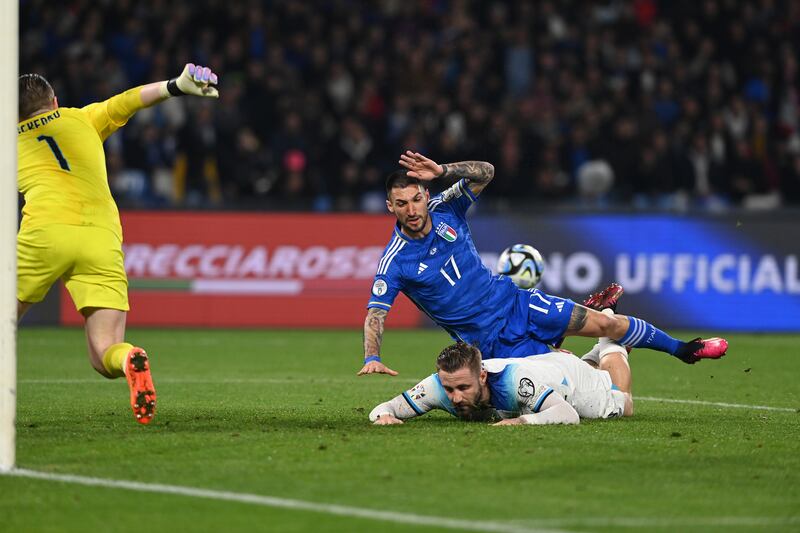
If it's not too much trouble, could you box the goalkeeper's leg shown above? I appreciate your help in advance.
[84,308,156,425]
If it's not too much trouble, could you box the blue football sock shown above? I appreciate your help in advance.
[616,316,682,355]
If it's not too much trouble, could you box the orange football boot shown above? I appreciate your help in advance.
[125,347,156,424]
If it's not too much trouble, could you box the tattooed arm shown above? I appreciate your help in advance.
[357,308,399,376]
[363,307,386,358]
[565,304,632,339]
[439,160,495,196]
[398,151,495,196]
[565,305,589,334]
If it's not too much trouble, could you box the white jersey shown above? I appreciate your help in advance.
[386,352,624,421]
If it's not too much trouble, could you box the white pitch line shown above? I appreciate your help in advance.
[16,379,800,413]
[3,468,568,533]
[5,469,796,531]
[637,396,797,413]
[508,516,800,528]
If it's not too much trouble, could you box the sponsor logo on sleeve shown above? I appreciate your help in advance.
[518,377,536,409]
[407,383,426,400]
[441,184,462,202]
[518,378,535,398]
[372,279,388,296]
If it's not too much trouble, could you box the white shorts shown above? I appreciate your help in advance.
[568,365,626,419]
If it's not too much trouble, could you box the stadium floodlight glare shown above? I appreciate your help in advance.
[0,2,19,472]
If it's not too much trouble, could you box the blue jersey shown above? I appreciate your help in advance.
[368,180,518,348]
[367,179,575,358]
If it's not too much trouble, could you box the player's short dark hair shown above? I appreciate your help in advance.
[436,342,482,376]
[385,170,427,199]
[19,74,55,121]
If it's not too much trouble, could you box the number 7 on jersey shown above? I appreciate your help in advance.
[37,135,71,171]
[440,255,462,286]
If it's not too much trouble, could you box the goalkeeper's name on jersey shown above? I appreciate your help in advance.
[18,109,62,134]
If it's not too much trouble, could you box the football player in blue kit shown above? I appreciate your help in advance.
[358,151,728,377]
[368,293,723,425]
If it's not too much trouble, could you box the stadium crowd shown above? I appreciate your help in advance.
[19,0,800,211]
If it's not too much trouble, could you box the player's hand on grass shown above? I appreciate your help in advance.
[174,63,219,98]
[373,414,404,425]
[357,360,399,376]
[493,417,524,426]
[399,151,443,181]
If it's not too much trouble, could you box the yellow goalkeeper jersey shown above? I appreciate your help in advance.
[17,87,146,241]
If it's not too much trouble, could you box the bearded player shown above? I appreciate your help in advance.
[358,152,728,376]
[17,64,219,424]
[369,285,724,425]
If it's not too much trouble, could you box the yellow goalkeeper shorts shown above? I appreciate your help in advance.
[17,224,129,312]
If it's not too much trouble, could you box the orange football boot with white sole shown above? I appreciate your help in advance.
[125,347,156,424]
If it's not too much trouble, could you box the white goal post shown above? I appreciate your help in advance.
[0,1,19,472]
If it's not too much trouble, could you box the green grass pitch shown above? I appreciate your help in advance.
[3,327,799,532]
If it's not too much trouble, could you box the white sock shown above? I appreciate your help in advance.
[598,337,629,361]
[582,343,601,366]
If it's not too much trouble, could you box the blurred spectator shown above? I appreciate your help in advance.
[173,103,222,206]
[19,0,800,211]
[781,154,800,204]
[577,160,614,208]
[729,139,765,202]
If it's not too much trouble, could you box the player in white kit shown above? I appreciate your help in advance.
[369,322,634,426]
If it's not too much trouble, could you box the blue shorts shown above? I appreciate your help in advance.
[482,289,575,359]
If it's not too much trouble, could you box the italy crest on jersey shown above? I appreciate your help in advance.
[436,222,458,242]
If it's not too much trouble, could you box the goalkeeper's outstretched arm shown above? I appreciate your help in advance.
[84,63,220,140]
[141,63,220,105]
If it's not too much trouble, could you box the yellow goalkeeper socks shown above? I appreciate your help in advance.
[101,342,134,378]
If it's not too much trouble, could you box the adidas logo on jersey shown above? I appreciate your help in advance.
[555,301,564,312]
[418,263,428,275]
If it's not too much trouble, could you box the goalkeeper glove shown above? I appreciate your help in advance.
[166,63,219,98]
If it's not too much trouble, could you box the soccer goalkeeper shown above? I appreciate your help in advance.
[17,63,219,424]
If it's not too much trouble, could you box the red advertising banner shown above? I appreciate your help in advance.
[60,212,423,328]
